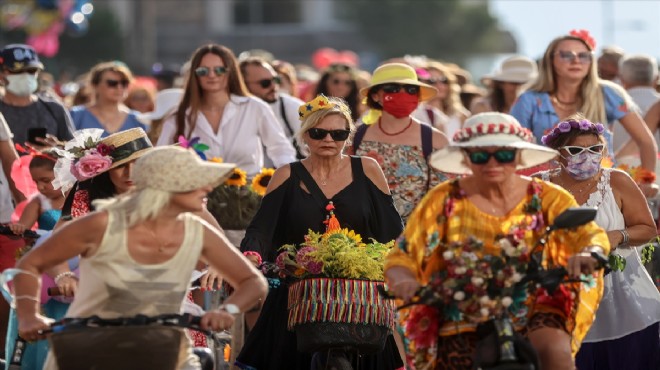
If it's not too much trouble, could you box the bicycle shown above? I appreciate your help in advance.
[380,207,609,370]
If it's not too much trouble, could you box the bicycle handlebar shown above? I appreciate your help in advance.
[37,313,209,336]
[0,225,39,240]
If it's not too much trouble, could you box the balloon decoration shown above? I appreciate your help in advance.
[311,48,359,70]
[0,0,94,57]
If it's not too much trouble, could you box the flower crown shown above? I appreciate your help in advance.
[298,94,338,120]
[452,122,534,143]
[569,29,596,50]
[540,119,605,146]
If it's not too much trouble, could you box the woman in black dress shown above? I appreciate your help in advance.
[236,95,404,370]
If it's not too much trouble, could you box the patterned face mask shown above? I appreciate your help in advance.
[561,151,602,180]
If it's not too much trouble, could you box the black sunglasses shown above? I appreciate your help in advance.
[104,79,130,88]
[331,78,352,86]
[421,77,448,85]
[251,76,281,89]
[308,128,351,141]
[9,68,40,75]
[195,66,227,77]
[466,149,517,165]
[381,84,420,95]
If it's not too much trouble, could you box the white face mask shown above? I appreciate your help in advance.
[5,73,38,97]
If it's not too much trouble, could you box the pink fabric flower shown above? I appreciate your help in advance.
[71,153,112,181]
[296,246,323,274]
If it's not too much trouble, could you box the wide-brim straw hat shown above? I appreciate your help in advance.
[100,128,153,170]
[430,112,558,174]
[481,55,538,86]
[132,146,235,192]
[359,63,437,102]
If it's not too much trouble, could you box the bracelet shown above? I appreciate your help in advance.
[54,271,77,285]
[618,229,630,247]
[14,295,39,303]
[243,251,263,266]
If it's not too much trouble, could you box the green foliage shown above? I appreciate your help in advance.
[340,0,509,60]
[642,236,658,265]
[206,185,262,230]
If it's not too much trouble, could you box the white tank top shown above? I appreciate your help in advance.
[543,168,660,341]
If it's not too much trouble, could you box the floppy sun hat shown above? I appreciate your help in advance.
[132,146,235,192]
[359,63,437,102]
[138,88,183,121]
[482,55,538,85]
[429,112,558,174]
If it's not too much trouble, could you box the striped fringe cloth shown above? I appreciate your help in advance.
[287,278,396,330]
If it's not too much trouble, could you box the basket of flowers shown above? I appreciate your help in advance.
[271,226,396,353]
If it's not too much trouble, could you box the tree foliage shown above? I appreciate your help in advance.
[340,0,513,61]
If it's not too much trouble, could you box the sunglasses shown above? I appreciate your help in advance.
[250,76,281,89]
[559,144,605,156]
[104,79,130,88]
[9,68,40,75]
[466,149,517,165]
[307,128,351,141]
[421,77,448,85]
[194,66,227,77]
[381,84,420,95]
[331,78,352,86]
[556,50,593,64]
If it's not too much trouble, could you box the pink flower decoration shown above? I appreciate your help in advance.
[96,143,116,157]
[296,246,323,274]
[71,153,112,181]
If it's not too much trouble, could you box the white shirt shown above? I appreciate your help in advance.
[157,95,296,176]
[412,104,448,131]
[613,86,660,151]
[267,94,304,164]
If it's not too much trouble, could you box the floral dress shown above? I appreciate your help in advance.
[356,141,448,221]
[385,178,610,369]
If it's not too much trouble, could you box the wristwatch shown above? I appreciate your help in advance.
[218,303,240,315]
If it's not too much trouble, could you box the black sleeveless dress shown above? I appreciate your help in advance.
[236,156,404,370]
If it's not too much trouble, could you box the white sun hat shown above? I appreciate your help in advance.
[138,88,183,121]
[429,112,558,174]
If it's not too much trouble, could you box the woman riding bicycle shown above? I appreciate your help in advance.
[384,112,610,369]
[11,146,268,369]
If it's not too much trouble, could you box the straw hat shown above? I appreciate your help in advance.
[100,128,153,170]
[359,63,437,101]
[430,112,558,174]
[481,56,538,85]
[132,146,235,192]
[138,88,183,121]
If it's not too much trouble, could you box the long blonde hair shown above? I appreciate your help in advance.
[528,35,616,124]
[94,188,172,227]
[426,61,464,117]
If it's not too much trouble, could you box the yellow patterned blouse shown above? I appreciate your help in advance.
[385,177,610,355]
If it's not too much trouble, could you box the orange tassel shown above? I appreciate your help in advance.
[326,212,341,233]
[224,344,231,362]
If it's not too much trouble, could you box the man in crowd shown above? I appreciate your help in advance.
[240,57,304,160]
[597,46,625,82]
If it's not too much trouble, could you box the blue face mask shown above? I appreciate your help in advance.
[561,151,602,180]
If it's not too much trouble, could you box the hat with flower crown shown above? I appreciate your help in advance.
[429,112,558,174]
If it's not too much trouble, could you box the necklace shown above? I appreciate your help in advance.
[551,95,579,110]
[556,173,598,196]
[143,223,169,253]
[378,118,413,136]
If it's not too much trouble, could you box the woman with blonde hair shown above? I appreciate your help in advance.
[70,62,146,136]
[510,31,657,173]
[422,61,470,138]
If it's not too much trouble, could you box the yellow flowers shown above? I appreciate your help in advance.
[252,168,276,196]
[209,157,224,163]
[326,228,365,247]
[225,168,247,186]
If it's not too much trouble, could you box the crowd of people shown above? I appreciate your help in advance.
[0,25,659,370]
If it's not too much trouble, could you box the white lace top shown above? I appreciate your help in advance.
[541,168,660,341]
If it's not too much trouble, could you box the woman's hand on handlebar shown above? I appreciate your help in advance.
[18,314,53,342]
[201,309,235,331]
[567,249,601,278]
[56,275,78,297]
[8,223,27,236]
[385,266,421,302]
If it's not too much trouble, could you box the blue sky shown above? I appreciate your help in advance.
[490,0,660,60]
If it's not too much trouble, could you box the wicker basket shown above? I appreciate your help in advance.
[287,278,395,353]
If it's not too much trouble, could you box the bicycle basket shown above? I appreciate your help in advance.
[49,325,185,370]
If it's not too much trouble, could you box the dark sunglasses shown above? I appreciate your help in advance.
[194,66,227,77]
[251,76,281,89]
[421,77,448,85]
[381,84,420,95]
[556,50,593,64]
[560,144,605,156]
[331,78,352,86]
[9,68,40,75]
[307,128,351,141]
[466,149,517,165]
[104,79,130,88]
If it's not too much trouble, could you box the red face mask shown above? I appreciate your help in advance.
[381,91,419,118]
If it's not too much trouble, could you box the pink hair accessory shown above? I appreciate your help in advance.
[569,29,596,50]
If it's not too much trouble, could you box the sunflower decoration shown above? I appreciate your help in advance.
[226,167,248,186]
[252,168,276,196]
